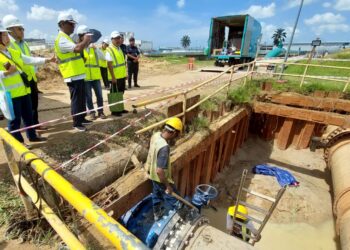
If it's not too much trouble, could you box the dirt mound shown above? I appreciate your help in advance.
[211,136,332,224]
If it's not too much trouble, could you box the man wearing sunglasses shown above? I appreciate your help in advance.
[54,13,92,132]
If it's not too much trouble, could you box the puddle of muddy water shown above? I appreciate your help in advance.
[202,206,338,250]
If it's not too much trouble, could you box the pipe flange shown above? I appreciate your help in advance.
[322,128,350,166]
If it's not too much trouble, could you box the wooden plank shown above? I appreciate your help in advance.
[253,102,350,128]
[105,179,152,219]
[232,120,244,155]
[266,92,350,112]
[290,120,304,147]
[221,129,233,168]
[167,95,200,125]
[296,121,316,149]
[277,118,294,150]
[194,153,204,188]
[204,138,216,184]
[212,135,225,181]
[180,161,189,195]
[219,130,231,172]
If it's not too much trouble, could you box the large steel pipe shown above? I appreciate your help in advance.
[323,126,350,249]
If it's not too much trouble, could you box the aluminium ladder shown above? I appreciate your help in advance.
[231,169,286,246]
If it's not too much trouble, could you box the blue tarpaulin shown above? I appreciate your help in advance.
[252,164,299,187]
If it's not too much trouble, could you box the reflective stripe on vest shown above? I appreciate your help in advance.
[84,48,102,81]
[0,49,29,98]
[10,41,37,82]
[146,132,174,184]
[107,46,126,80]
[54,32,86,79]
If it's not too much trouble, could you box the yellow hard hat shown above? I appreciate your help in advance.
[165,117,183,132]
[228,205,248,221]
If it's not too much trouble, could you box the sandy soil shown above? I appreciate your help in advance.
[203,136,337,250]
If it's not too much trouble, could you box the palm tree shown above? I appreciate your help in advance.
[272,28,287,47]
[181,35,191,49]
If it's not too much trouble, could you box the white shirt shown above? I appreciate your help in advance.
[105,44,121,62]
[57,31,86,82]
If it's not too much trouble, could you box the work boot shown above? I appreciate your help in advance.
[99,113,107,119]
[90,113,97,120]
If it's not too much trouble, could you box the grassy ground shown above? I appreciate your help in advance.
[144,55,215,67]
[283,59,350,77]
[327,48,350,59]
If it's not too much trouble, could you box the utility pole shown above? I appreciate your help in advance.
[279,0,304,79]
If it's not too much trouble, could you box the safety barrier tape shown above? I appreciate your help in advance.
[9,73,218,134]
[55,75,234,170]
[56,96,177,170]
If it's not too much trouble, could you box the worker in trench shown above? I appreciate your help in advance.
[226,205,261,242]
[145,117,183,221]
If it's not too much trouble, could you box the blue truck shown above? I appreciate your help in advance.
[207,14,262,66]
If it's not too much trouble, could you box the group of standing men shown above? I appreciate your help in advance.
[55,13,141,131]
[0,12,141,137]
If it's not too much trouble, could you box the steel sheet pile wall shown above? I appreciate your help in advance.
[171,108,250,196]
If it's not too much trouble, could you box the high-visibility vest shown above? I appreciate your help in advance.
[54,32,86,79]
[107,45,126,80]
[83,48,101,81]
[0,49,29,98]
[145,132,174,184]
[99,48,107,68]
[10,40,37,82]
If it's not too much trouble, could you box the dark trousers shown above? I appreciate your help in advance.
[29,79,39,125]
[85,80,104,115]
[127,61,139,87]
[67,79,86,127]
[151,181,180,214]
[8,94,37,142]
[100,67,109,88]
[110,77,126,94]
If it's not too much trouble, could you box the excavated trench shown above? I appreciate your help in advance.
[28,90,350,249]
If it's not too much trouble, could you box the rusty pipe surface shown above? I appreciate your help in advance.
[323,126,350,249]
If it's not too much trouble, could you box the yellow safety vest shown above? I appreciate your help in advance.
[10,40,37,82]
[54,32,86,79]
[0,49,29,98]
[145,132,174,184]
[107,45,126,80]
[83,48,101,81]
[99,48,107,68]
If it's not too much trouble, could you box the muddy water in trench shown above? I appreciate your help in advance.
[202,207,338,250]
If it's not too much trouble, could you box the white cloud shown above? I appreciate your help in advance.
[240,3,276,19]
[177,0,185,8]
[304,12,345,25]
[305,12,349,35]
[317,23,350,34]
[26,29,48,39]
[26,5,57,20]
[261,22,277,42]
[285,0,315,9]
[323,2,332,7]
[334,0,350,11]
[26,5,86,22]
[0,0,19,12]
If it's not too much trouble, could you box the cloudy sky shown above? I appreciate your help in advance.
[0,0,349,47]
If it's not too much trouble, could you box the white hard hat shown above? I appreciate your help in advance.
[0,22,8,33]
[2,14,23,29]
[102,38,109,44]
[76,25,90,35]
[110,31,121,38]
[57,13,77,24]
